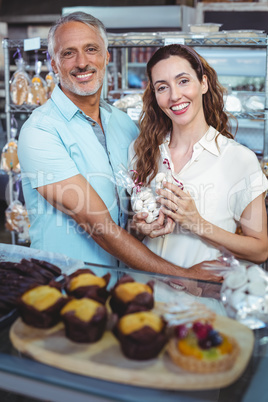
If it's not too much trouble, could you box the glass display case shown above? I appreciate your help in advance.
[0,243,268,402]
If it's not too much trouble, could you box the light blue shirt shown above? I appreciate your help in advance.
[18,85,138,265]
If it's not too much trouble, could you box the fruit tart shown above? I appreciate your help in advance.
[114,311,167,360]
[65,268,110,304]
[168,321,239,373]
[61,298,107,343]
[18,284,67,328]
[109,274,154,317]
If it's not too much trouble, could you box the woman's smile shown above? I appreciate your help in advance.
[170,102,190,114]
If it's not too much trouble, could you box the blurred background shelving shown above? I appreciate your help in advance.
[0,1,268,245]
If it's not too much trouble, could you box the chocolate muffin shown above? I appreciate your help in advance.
[65,268,111,304]
[109,275,154,317]
[60,298,107,343]
[114,311,167,360]
[18,284,67,328]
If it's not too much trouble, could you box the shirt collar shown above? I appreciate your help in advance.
[99,98,112,113]
[51,84,112,121]
[198,126,221,156]
[51,85,78,121]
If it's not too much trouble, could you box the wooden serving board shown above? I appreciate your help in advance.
[9,315,254,391]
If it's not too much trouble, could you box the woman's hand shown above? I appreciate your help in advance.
[130,209,175,239]
[157,182,206,235]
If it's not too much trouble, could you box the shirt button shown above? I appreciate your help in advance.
[92,122,96,126]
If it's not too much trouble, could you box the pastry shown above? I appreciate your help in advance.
[5,201,29,236]
[10,70,30,105]
[221,264,268,324]
[0,258,62,317]
[1,140,20,173]
[109,274,154,317]
[114,311,167,360]
[65,268,110,304]
[167,320,239,373]
[131,186,160,223]
[61,298,107,343]
[18,284,67,328]
[155,299,216,327]
[29,76,47,106]
[45,71,56,98]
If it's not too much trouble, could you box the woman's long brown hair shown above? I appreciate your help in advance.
[133,44,234,185]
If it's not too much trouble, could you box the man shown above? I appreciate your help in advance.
[18,12,219,281]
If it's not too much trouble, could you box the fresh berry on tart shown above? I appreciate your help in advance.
[168,320,239,373]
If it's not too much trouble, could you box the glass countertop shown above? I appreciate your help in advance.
[0,244,268,402]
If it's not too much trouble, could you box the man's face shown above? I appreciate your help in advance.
[51,21,109,99]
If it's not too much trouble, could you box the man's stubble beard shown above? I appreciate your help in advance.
[60,73,104,96]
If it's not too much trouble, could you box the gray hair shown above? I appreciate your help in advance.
[47,11,108,59]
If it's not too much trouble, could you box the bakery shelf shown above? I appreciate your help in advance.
[2,32,268,245]
[3,36,267,49]
[8,104,37,113]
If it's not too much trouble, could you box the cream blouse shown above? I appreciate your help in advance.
[128,126,268,268]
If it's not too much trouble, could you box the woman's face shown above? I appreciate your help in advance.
[151,55,208,129]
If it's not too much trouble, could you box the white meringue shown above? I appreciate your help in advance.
[155,172,166,183]
[146,202,158,212]
[133,199,143,211]
[152,208,160,217]
[145,212,154,223]
[247,280,266,297]
[247,265,267,282]
[230,289,246,309]
[139,189,152,201]
[225,271,247,290]
[143,196,156,206]
[221,262,268,328]
[246,295,264,310]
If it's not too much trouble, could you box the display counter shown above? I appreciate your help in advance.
[0,244,267,402]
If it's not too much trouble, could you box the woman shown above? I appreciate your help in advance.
[129,44,268,268]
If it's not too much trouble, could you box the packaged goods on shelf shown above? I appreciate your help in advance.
[44,52,57,99]
[10,50,31,106]
[189,23,222,33]
[0,139,20,174]
[5,200,30,242]
[28,57,47,106]
[225,30,266,44]
[113,93,143,110]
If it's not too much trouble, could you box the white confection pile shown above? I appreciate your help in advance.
[221,264,268,328]
[131,171,175,223]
